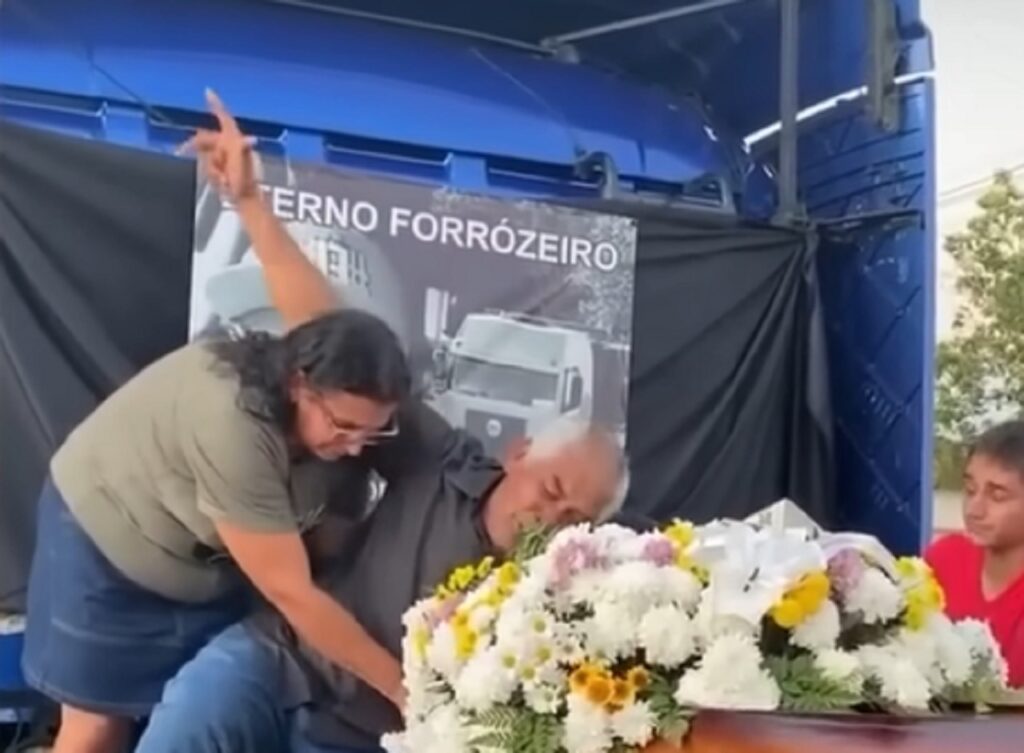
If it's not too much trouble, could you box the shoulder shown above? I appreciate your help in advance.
[177,344,288,468]
[925,532,978,571]
[365,399,485,480]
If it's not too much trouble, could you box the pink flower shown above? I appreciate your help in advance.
[827,548,865,598]
[641,537,676,567]
[551,538,602,590]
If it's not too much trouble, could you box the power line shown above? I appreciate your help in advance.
[938,161,1024,204]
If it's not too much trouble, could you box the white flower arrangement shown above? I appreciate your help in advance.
[384,519,1009,753]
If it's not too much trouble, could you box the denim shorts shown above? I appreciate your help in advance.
[21,478,248,717]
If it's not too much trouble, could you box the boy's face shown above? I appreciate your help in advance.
[962,452,1024,551]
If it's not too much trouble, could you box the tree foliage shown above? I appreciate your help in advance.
[936,172,1024,447]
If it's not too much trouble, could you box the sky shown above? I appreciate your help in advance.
[923,0,1024,338]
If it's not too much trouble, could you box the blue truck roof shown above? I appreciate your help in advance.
[0,0,937,552]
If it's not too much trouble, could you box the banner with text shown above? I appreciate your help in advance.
[190,159,637,456]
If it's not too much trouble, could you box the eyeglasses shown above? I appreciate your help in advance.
[310,391,400,446]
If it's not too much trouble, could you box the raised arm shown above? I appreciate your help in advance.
[183,89,338,328]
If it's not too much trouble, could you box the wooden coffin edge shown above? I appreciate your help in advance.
[642,707,1024,753]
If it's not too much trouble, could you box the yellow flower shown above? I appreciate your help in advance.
[770,597,805,628]
[904,601,928,631]
[626,666,651,691]
[927,577,946,611]
[664,519,695,550]
[584,675,614,706]
[791,571,830,614]
[896,557,946,631]
[608,678,635,710]
[569,663,603,693]
[496,562,521,588]
[769,571,830,629]
[411,627,430,660]
[798,571,831,602]
[449,564,477,591]
[895,556,925,580]
[452,610,470,628]
[481,589,504,608]
[476,556,495,580]
[674,550,695,570]
[454,625,478,659]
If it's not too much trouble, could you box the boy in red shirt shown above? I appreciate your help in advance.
[926,420,1024,688]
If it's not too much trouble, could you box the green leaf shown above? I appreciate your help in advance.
[470,706,522,750]
[657,713,692,747]
[766,654,861,713]
[470,706,562,753]
[511,525,558,566]
[645,671,694,746]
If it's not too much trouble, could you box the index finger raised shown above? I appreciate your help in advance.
[205,88,241,136]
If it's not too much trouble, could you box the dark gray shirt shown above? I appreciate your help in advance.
[249,400,502,748]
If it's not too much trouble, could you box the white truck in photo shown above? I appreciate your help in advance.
[428,311,628,457]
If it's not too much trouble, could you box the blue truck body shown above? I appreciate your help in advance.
[0,0,937,553]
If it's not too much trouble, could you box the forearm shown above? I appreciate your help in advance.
[277,584,403,703]
[235,193,339,327]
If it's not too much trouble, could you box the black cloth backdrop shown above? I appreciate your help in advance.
[0,122,834,612]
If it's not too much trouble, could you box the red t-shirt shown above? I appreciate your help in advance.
[925,533,1024,688]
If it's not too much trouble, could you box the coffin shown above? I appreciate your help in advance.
[644,709,1024,753]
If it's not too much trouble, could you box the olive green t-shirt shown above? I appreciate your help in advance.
[50,342,368,603]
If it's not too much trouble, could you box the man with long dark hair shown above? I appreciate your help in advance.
[22,96,413,753]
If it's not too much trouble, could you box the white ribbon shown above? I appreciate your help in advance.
[691,519,827,625]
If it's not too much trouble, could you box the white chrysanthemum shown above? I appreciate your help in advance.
[523,676,566,715]
[674,633,781,711]
[565,569,609,609]
[659,567,704,612]
[406,672,448,718]
[586,600,639,661]
[554,629,587,667]
[592,523,640,561]
[954,618,1009,685]
[813,649,861,689]
[844,568,903,624]
[401,602,430,630]
[895,619,954,693]
[792,600,841,650]
[381,731,411,753]
[389,702,469,753]
[425,622,461,680]
[548,523,597,551]
[453,649,517,712]
[693,590,759,647]
[931,617,974,688]
[468,605,498,634]
[639,605,697,668]
[603,560,670,616]
[855,644,932,710]
[513,569,551,604]
[494,604,556,649]
[609,701,657,747]
[563,695,613,753]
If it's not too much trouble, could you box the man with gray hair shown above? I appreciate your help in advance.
[135,406,629,753]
